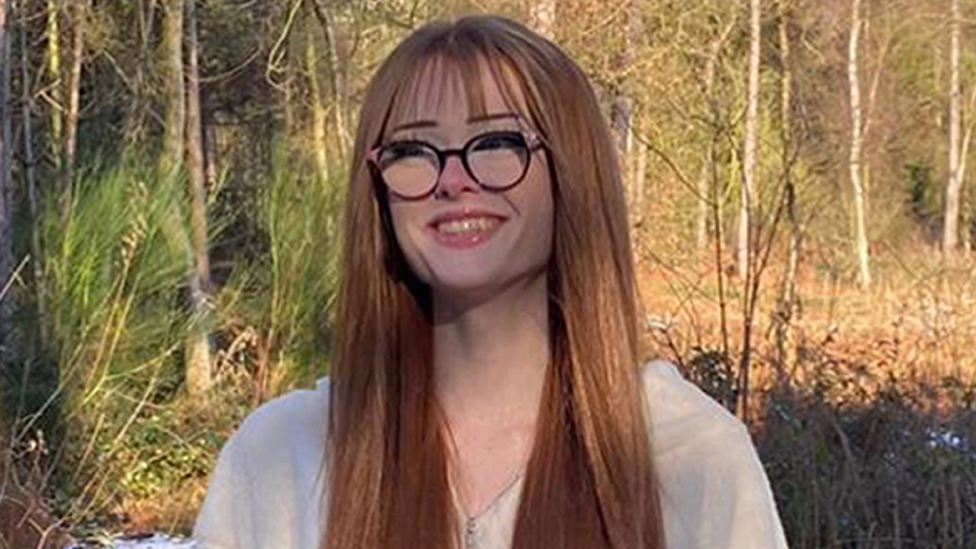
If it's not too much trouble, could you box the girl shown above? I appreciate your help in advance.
[194,14,789,549]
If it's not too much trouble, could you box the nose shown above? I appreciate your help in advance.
[434,155,479,199]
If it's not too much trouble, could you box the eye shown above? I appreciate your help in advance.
[380,141,437,167]
[471,132,526,152]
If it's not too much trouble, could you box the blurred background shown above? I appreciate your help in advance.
[0,0,973,547]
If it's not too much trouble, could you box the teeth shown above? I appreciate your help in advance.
[437,217,499,235]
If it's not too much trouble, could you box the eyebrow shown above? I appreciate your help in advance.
[389,112,521,134]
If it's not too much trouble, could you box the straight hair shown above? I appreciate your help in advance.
[324,15,665,549]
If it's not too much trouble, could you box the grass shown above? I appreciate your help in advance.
[636,229,976,548]
[0,153,345,545]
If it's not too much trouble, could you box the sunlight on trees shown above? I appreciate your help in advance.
[0,0,974,545]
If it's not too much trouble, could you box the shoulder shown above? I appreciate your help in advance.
[229,377,332,463]
[641,359,745,456]
[641,360,789,549]
[193,379,332,549]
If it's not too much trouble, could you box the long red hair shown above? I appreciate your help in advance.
[324,15,665,549]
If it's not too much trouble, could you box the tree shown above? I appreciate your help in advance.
[185,0,213,394]
[0,0,13,366]
[122,0,157,145]
[62,0,85,194]
[19,0,46,351]
[739,0,761,281]
[159,0,185,178]
[46,0,62,169]
[308,0,349,159]
[159,0,213,394]
[944,0,963,253]
[848,0,871,287]
[774,0,802,380]
[305,3,330,185]
[695,17,736,253]
[610,2,638,219]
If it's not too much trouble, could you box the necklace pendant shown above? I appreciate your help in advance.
[465,517,478,548]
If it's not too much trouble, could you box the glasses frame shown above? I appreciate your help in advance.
[367,130,547,200]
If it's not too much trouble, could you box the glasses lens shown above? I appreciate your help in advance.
[468,133,530,189]
[379,142,439,197]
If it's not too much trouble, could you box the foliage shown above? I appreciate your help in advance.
[216,151,344,389]
[2,0,976,544]
[759,362,976,549]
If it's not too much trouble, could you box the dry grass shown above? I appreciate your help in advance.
[636,242,976,398]
[0,451,71,549]
[635,239,976,548]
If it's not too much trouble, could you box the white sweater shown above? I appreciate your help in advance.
[193,360,790,549]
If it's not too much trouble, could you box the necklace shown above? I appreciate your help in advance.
[438,403,532,549]
[455,471,524,549]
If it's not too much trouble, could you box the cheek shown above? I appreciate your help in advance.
[388,203,430,276]
[525,161,555,239]
[389,204,417,252]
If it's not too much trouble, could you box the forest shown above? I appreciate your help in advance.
[0,0,974,547]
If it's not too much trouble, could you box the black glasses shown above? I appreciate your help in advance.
[368,130,545,199]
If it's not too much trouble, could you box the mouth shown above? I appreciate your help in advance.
[427,211,507,249]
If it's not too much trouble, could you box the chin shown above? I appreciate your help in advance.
[427,270,502,295]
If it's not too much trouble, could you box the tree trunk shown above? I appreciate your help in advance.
[944,0,963,253]
[62,0,85,200]
[185,0,213,394]
[739,0,761,281]
[737,0,762,423]
[527,0,556,40]
[158,0,185,178]
[307,0,348,158]
[611,6,636,217]
[46,0,62,170]
[849,0,871,287]
[633,112,647,226]
[282,20,296,146]
[696,19,736,253]
[20,0,46,351]
[776,0,801,382]
[305,7,329,185]
[123,0,155,145]
[957,83,976,253]
[0,0,16,365]
[625,0,645,218]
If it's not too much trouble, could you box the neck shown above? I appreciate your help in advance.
[432,271,549,429]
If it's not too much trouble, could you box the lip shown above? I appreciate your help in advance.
[426,208,508,249]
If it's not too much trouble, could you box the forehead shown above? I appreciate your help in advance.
[386,54,531,131]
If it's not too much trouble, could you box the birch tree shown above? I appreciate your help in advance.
[63,0,85,195]
[185,0,213,394]
[308,0,349,159]
[159,0,213,394]
[696,18,736,253]
[775,0,801,379]
[848,0,871,286]
[158,0,185,178]
[944,0,964,253]
[46,0,62,170]
[733,0,763,423]
[611,4,637,217]
[739,0,761,280]
[305,4,330,185]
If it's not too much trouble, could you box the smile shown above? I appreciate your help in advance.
[427,213,507,249]
[436,217,501,234]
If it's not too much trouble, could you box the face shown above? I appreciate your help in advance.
[381,61,554,301]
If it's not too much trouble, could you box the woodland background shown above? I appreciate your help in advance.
[0,0,974,547]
